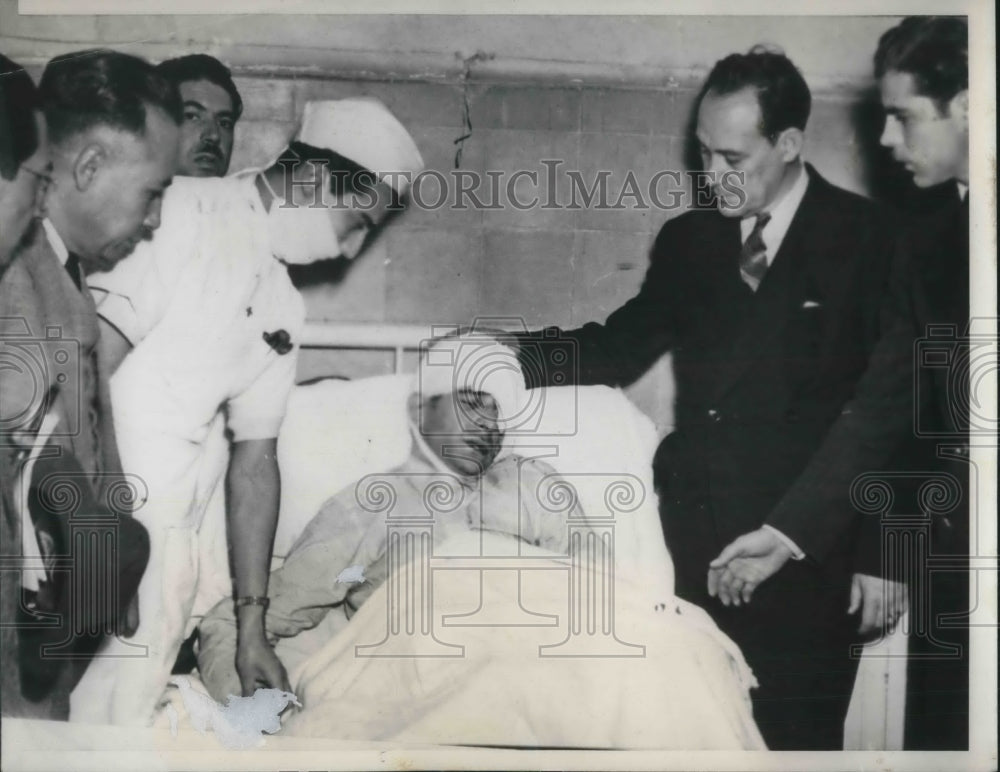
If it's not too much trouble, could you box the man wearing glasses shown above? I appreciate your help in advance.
[1,50,159,720]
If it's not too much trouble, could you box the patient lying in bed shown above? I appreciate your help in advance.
[196,332,767,749]
[197,333,586,701]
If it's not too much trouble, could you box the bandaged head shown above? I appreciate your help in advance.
[411,332,529,474]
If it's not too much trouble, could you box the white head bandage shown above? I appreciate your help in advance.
[296,98,424,195]
[414,333,529,435]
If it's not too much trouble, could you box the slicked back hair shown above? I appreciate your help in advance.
[701,45,812,142]
[39,49,182,148]
[874,16,968,113]
[156,54,243,120]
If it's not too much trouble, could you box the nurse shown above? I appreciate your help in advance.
[71,98,424,726]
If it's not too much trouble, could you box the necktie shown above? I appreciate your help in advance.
[739,212,771,291]
[65,252,83,292]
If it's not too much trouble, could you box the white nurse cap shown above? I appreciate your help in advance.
[296,97,424,195]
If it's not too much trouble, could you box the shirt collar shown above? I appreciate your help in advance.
[41,218,70,267]
[740,162,809,266]
[957,181,968,202]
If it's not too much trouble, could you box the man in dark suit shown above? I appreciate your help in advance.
[514,48,900,749]
[873,16,971,750]
[0,49,178,718]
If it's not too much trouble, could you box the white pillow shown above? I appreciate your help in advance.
[274,374,413,556]
[193,377,674,622]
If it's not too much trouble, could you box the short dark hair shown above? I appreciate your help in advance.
[0,54,41,180]
[874,16,968,111]
[156,54,243,120]
[279,140,400,208]
[39,49,182,147]
[701,45,812,141]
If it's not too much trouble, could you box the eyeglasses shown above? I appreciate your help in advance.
[22,165,54,188]
[21,165,54,216]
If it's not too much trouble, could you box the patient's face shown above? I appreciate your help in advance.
[419,389,503,477]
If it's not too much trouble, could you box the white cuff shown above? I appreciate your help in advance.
[763,524,805,560]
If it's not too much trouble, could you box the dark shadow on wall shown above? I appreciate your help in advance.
[682,87,703,176]
[681,83,717,213]
[287,256,354,289]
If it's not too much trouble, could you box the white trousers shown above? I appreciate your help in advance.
[69,416,230,726]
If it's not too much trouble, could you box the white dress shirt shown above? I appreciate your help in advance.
[739,161,810,269]
[41,218,69,267]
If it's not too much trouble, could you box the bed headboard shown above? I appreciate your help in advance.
[297,321,527,381]
[300,322,432,374]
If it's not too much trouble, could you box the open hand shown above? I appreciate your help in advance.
[708,528,793,606]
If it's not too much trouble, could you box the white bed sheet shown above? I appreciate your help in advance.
[184,378,763,750]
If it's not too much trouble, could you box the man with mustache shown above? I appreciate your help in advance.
[196,332,584,703]
[156,54,241,178]
[513,47,903,748]
[696,17,972,750]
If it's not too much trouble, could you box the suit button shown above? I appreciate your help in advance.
[785,409,799,422]
[707,409,721,422]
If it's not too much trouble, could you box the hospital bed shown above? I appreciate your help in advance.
[288,322,909,751]
[294,321,909,750]
[1,321,906,768]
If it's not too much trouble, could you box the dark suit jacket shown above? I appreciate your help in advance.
[849,192,971,575]
[516,165,900,621]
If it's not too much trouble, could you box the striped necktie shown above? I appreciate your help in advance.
[65,252,83,292]
[739,212,771,291]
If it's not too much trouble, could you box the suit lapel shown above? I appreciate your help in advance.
[707,169,825,403]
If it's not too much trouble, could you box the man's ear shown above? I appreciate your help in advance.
[72,143,106,192]
[948,89,970,125]
[776,127,804,163]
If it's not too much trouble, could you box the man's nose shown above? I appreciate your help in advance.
[880,115,902,148]
[705,153,728,177]
[200,117,220,143]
